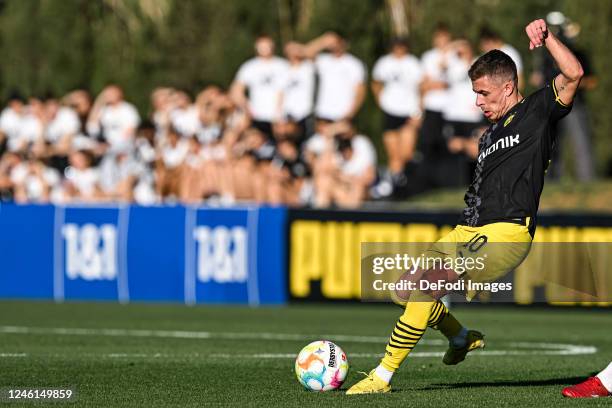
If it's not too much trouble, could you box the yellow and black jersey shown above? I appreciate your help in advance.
[459,79,573,235]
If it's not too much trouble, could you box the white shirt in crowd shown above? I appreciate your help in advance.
[152,109,171,142]
[235,56,289,122]
[339,135,377,177]
[8,113,42,152]
[98,154,145,194]
[161,139,190,169]
[10,163,61,202]
[184,147,204,169]
[282,60,315,121]
[71,134,98,151]
[201,143,226,162]
[0,107,24,140]
[196,124,222,145]
[134,137,156,164]
[1,105,43,151]
[314,53,366,120]
[372,53,423,117]
[65,166,101,198]
[304,133,332,157]
[421,48,449,112]
[133,170,158,205]
[87,101,140,152]
[170,105,200,137]
[46,107,80,144]
[442,53,483,123]
[499,44,523,75]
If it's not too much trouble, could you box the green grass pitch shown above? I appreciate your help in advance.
[0,301,610,407]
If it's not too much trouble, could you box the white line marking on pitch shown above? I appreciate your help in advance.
[0,353,27,357]
[210,346,598,359]
[0,347,597,360]
[0,325,419,344]
[0,326,597,358]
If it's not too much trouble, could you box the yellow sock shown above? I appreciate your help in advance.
[426,300,448,329]
[380,299,435,371]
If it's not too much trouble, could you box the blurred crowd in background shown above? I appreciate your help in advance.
[0,13,596,208]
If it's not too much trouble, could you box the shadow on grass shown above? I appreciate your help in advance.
[412,373,599,391]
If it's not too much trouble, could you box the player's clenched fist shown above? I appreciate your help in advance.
[526,19,548,50]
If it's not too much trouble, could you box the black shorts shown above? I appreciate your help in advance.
[315,116,335,124]
[418,109,445,156]
[383,112,410,131]
[251,120,273,139]
[287,115,313,146]
[315,116,356,125]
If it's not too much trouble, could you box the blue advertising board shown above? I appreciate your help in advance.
[0,204,287,305]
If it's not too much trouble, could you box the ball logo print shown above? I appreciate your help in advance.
[328,342,336,367]
[62,223,118,281]
[295,340,349,391]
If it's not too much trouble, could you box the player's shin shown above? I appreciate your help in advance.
[379,297,436,376]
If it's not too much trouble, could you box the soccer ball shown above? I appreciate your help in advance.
[295,340,349,391]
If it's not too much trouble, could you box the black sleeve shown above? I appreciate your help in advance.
[531,78,573,123]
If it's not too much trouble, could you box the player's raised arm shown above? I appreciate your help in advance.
[525,18,584,106]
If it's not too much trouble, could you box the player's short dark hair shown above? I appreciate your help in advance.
[468,49,518,86]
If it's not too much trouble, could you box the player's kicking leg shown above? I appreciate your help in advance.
[562,362,612,398]
[346,223,530,395]
[346,292,484,395]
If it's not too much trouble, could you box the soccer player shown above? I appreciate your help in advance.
[346,18,584,394]
[562,362,612,398]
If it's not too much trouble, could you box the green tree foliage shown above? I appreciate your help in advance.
[0,0,609,175]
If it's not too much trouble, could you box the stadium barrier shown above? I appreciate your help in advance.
[288,209,612,306]
[0,204,287,305]
[2,204,611,306]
